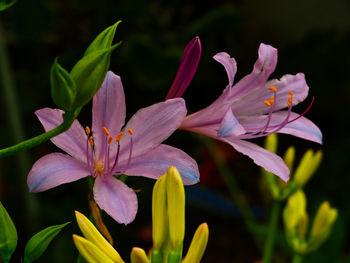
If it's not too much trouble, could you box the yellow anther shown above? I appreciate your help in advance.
[288,91,294,95]
[85,126,91,135]
[102,127,110,136]
[116,132,124,143]
[287,96,293,107]
[89,136,94,147]
[264,100,272,107]
[269,86,278,93]
[128,129,134,135]
[270,96,274,105]
[107,136,113,144]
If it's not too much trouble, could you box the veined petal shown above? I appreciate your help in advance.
[166,37,202,99]
[93,176,138,225]
[92,71,126,160]
[231,73,309,116]
[35,108,87,162]
[118,98,187,160]
[213,52,237,88]
[27,153,89,192]
[229,43,277,100]
[218,108,246,137]
[222,139,289,182]
[120,144,199,185]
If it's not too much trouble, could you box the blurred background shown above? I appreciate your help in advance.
[0,0,349,262]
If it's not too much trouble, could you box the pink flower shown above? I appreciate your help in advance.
[180,43,322,182]
[28,71,199,224]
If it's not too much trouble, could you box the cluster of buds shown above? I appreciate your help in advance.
[283,190,337,254]
[73,166,209,263]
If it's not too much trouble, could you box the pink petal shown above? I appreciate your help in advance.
[231,73,309,116]
[218,108,246,137]
[118,98,187,160]
[121,144,199,185]
[27,153,89,192]
[92,71,126,160]
[213,52,237,88]
[166,37,202,99]
[93,176,138,224]
[222,138,289,182]
[35,108,87,162]
[229,43,277,100]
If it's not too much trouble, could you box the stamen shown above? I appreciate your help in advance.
[270,96,274,105]
[264,100,272,107]
[85,126,91,135]
[116,132,124,142]
[102,126,110,136]
[107,136,113,144]
[128,129,134,135]
[287,94,293,107]
[89,136,94,147]
[269,86,278,93]
[288,91,294,95]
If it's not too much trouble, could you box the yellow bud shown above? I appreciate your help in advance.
[283,146,296,173]
[75,211,124,263]
[130,247,150,263]
[73,234,114,263]
[264,134,278,153]
[284,190,307,231]
[298,212,309,239]
[182,223,209,263]
[310,201,337,240]
[167,166,185,250]
[293,150,322,187]
[152,174,168,250]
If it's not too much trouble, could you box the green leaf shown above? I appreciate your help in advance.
[23,222,70,263]
[84,21,122,56]
[50,58,77,111]
[0,0,16,11]
[70,43,120,109]
[0,202,17,262]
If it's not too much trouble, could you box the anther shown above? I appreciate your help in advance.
[85,126,91,135]
[128,129,134,135]
[288,91,294,95]
[264,100,272,107]
[89,136,94,147]
[116,132,124,142]
[102,126,110,136]
[107,136,113,144]
[287,96,293,107]
[270,96,274,105]
[269,86,278,93]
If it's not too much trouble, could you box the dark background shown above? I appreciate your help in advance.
[0,0,349,262]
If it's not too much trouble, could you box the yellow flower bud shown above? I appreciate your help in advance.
[182,223,209,263]
[264,134,278,153]
[73,234,114,263]
[310,202,337,241]
[130,247,150,263]
[283,146,296,173]
[75,211,124,263]
[293,150,322,187]
[284,190,307,231]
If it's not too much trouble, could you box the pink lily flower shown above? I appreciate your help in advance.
[180,43,322,182]
[27,71,199,224]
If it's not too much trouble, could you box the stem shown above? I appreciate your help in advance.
[262,199,282,263]
[292,253,303,263]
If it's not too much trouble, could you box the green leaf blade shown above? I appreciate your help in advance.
[0,202,17,262]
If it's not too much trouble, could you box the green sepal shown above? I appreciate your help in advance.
[167,250,182,263]
[70,43,120,109]
[23,222,70,263]
[0,0,16,11]
[50,58,77,111]
[0,202,17,263]
[84,21,122,56]
[151,249,162,263]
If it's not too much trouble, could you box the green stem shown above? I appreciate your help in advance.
[262,199,282,263]
[292,253,303,263]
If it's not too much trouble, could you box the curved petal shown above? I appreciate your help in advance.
[229,43,277,101]
[120,144,199,185]
[27,153,89,192]
[231,73,309,116]
[118,98,187,160]
[213,52,237,88]
[222,139,289,182]
[93,176,138,224]
[92,71,126,160]
[218,108,246,137]
[35,108,87,162]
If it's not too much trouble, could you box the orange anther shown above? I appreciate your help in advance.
[107,136,113,144]
[89,136,94,147]
[269,86,278,93]
[128,129,134,135]
[270,96,274,104]
[85,126,90,135]
[287,96,293,107]
[264,100,272,107]
[102,126,109,136]
[116,132,124,142]
[288,91,294,95]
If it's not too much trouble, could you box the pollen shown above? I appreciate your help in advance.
[269,86,278,93]
[85,126,91,135]
[107,136,113,144]
[116,132,124,142]
[128,129,134,135]
[264,100,272,107]
[102,126,110,136]
[270,96,274,105]
[287,95,293,107]
[288,91,294,95]
[89,136,94,147]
